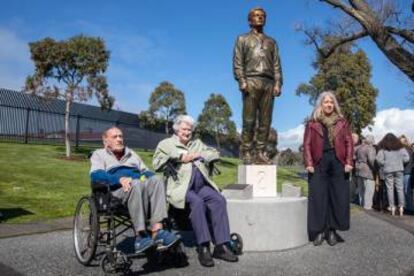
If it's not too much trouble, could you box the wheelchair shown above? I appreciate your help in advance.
[162,159,244,256]
[73,181,187,275]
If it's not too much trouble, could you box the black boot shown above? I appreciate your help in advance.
[197,245,214,267]
[212,243,238,262]
[255,150,272,165]
[326,230,338,246]
[313,232,324,246]
[334,230,345,243]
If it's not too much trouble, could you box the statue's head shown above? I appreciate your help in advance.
[248,7,266,28]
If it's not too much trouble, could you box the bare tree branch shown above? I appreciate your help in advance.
[324,30,368,57]
[313,0,414,82]
[320,0,367,23]
[303,28,368,58]
[386,26,414,44]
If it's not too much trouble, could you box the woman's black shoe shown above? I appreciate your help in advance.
[334,231,345,243]
[326,230,338,246]
[197,245,214,267]
[212,244,238,262]
[313,232,324,246]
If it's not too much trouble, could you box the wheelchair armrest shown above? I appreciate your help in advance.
[91,181,111,193]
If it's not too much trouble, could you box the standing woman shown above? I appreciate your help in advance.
[355,135,377,210]
[303,91,353,246]
[376,133,409,216]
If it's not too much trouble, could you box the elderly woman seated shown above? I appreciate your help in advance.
[153,115,238,267]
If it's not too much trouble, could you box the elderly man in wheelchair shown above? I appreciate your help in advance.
[153,115,241,267]
[74,126,182,273]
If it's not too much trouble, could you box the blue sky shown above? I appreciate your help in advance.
[1,0,413,149]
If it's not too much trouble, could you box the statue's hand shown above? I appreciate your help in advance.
[239,81,248,93]
[273,86,281,97]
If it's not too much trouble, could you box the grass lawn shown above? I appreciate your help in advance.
[0,142,307,223]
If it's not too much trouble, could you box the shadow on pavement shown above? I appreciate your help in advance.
[0,208,34,222]
[0,263,24,276]
[114,236,190,275]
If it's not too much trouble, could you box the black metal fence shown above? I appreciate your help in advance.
[0,104,168,150]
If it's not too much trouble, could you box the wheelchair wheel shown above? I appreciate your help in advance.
[100,251,131,275]
[170,242,188,268]
[230,233,243,255]
[73,196,99,265]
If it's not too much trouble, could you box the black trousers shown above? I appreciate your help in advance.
[307,150,350,241]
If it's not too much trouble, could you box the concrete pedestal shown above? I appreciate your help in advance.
[227,197,308,251]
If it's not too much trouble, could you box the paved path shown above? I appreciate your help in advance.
[0,217,73,238]
[1,210,414,276]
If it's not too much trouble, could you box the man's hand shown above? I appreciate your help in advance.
[273,86,281,97]
[181,152,201,163]
[119,177,132,192]
[345,165,353,173]
[306,166,314,174]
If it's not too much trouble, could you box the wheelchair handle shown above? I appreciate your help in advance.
[207,159,221,176]
[164,161,178,182]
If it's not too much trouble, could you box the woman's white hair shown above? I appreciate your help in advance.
[363,134,375,145]
[173,115,196,133]
[311,91,343,121]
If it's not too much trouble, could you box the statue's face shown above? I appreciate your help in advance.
[249,9,266,28]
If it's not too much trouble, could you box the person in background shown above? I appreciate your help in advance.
[399,135,413,212]
[355,135,376,209]
[376,133,409,216]
[303,91,353,246]
[351,133,361,204]
[373,143,388,212]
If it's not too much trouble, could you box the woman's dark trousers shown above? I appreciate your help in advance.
[185,167,230,245]
[308,150,350,241]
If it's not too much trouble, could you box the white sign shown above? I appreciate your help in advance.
[238,165,277,197]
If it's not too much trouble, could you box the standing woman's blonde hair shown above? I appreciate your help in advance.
[311,91,344,121]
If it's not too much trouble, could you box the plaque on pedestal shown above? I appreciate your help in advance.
[238,165,277,197]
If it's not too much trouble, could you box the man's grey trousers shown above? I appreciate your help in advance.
[112,176,168,233]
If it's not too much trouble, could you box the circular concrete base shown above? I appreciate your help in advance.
[227,197,308,251]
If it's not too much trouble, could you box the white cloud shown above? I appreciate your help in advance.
[0,27,31,90]
[0,27,29,63]
[110,82,154,114]
[71,20,165,66]
[278,107,414,151]
[362,108,414,144]
[278,124,305,151]
[112,35,164,66]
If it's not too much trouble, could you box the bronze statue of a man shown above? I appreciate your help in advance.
[233,7,283,165]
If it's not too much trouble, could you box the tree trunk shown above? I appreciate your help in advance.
[64,96,72,158]
[214,132,221,150]
[165,121,169,135]
[369,30,414,82]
